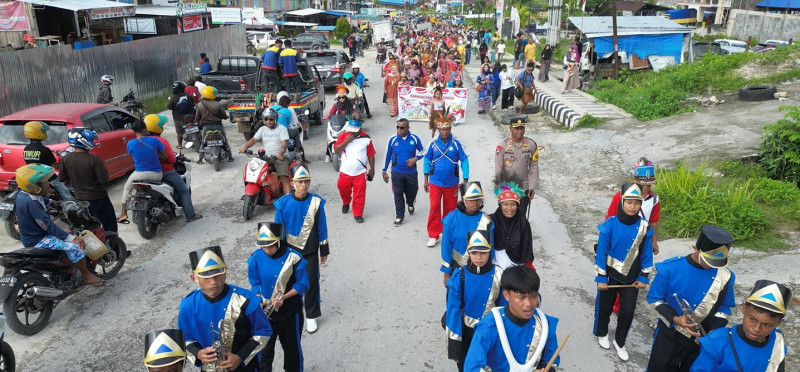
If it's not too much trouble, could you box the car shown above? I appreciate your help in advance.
[290,33,329,51]
[750,43,775,53]
[303,49,353,88]
[713,39,747,54]
[764,39,790,47]
[246,30,280,49]
[691,41,726,60]
[0,103,137,193]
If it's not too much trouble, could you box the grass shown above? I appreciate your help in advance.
[142,90,171,115]
[574,114,605,129]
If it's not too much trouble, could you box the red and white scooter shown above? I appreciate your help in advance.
[241,148,300,220]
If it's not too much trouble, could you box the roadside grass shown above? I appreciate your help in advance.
[573,114,605,129]
[657,160,800,251]
[142,90,171,115]
[587,44,800,121]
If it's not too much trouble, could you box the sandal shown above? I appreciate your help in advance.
[117,218,130,225]
[176,145,183,149]
[83,278,105,287]
[196,160,204,165]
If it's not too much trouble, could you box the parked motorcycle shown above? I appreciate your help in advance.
[242,150,300,221]
[119,89,146,120]
[247,41,256,54]
[196,129,229,172]
[0,180,72,241]
[326,114,347,172]
[127,152,193,239]
[0,200,127,335]
[181,114,201,150]
[0,313,14,371]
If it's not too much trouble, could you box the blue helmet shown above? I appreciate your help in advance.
[68,127,98,150]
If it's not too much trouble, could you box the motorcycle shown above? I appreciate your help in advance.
[247,41,256,54]
[326,114,347,172]
[0,200,128,335]
[127,152,193,239]
[351,98,366,120]
[194,128,229,172]
[0,180,72,241]
[376,43,387,64]
[181,114,201,150]
[0,313,14,371]
[119,89,146,120]
[242,149,301,221]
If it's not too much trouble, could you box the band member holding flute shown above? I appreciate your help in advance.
[248,222,309,372]
[464,265,561,371]
[691,280,791,372]
[593,183,654,362]
[645,225,736,371]
[178,246,271,371]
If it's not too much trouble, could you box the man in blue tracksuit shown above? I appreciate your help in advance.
[382,118,424,227]
[260,39,283,95]
[279,40,302,97]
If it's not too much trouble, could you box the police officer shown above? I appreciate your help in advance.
[494,119,539,214]
[143,329,186,372]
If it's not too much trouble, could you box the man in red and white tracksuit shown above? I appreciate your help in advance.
[333,119,375,223]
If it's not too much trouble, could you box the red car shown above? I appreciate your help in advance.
[0,103,137,192]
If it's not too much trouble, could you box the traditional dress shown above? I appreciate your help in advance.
[476,70,493,112]
[428,97,445,133]
[384,71,401,117]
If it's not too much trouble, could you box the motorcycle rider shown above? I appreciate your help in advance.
[377,38,387,64]
[96,75,114,104]
[144,114,203,223]
[166,81,194,149]
[194,86,234,165]
[342,72,365,118]
[239,108,292,196]
[22,121,74,201]
[351,64,372,118]
[117,120,165,224]
[272,91,306,164]
[15,164,104,287]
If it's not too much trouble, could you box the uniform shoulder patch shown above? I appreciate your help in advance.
[496,145,503,155]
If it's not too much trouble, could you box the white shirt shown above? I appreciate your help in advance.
[253,124,289,156]
[497,42,506,54]
[499,70,514,90]
[339,134,374,176]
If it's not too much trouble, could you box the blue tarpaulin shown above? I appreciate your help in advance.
[378,0,417,5]
[756,0,800,9]
[594,34,684,64]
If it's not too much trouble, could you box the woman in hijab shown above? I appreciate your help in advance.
[384,65,401,117]
[428,87,445,137]
[476,63,493,114]
[539,44,553,82]
[562,44,580,94]
[491,182,534,270]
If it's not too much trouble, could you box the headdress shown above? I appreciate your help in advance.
[335,85,349,97]
[189,246,227,278]
[143,329,186,368]
[621,183,644,201]
[435,105,457,128]
[495,182,524,204]
[256,222,283,247]
[466,230,492,252]
[633,157,656,185]
[746,280,791,315]
[695,225,733,268]
[459,181,484,200]
[291,165,311,181]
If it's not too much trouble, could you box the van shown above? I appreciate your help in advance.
[246,31,279,49]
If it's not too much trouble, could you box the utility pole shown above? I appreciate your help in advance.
[547,0,562,46]
[611,0,619,78]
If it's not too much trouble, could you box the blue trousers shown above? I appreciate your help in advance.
[161,170,195,219]
[391,171,418,219]
[50,179,74,201]
[285,75,301,95]
[491,85,501,105]
[465,50,471,65]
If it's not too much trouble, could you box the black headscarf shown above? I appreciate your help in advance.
[617,182,642,225]
[542,44,553,61]
[491,205,534,264]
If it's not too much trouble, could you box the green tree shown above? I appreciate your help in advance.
[334,17,352,41]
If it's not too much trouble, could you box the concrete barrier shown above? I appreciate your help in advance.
[535,88,581,129]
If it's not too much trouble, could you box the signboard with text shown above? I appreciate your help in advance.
[182,14,204,31]
[398,87,467,124]
[88,7,136,20]
[210,8,242,24]
[177,2,208,17]
[0,1,31,32]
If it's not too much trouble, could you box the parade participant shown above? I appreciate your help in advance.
[494,120,539,213]
[194,86,233,164]
[476,64,493,114]
[398,72,411,87]
[96,75,114,104]
[279,39,302,97]
[260,39,284,96]
[382,53,399,77]
[352,63,372,118]
[440,181,493,282]
[423,114,469,248]
[425,74,438,91]
[247,222,309,371]
[274,164,330,333]
[491,182,534,270]
[384,65,401,117]
[646,225,736,371]
[446,230,506,371]
[325,86,356,120]
[691,280,790,372]
[515,61,536,114]
[239,108,292,196]
[333,118,375,223]
[15,164,104,287]
[117,120,164,224]
[22,121,74,201]
[479,42,488,63]
[606,157,661,254]
[382,119,424,227]
[464,265,561,371]
[457,40,466,67]
[143,329,186,372]
[178,246,271,372]
[428,87,446,137]
[594,183,654,362]
[59,128,117,234]
[144,114,203,222]
[166,81,194,149]
[407,61,422,81]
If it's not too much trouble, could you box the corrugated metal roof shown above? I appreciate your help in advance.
[567,16,691,38]
[286,8,325,16]
[18,0,134,12]
[378,0,418,5]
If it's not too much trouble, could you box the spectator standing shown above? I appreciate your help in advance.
[260,39,283,98]
[496,40,506,63]
[499,64,515,110]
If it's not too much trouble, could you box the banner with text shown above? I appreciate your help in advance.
[398,86,468,124]
[0,1,31,31]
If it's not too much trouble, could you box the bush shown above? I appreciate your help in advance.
[334,17,352,41]
[760,106,800,186]
[752,177,800,204]
[575,114,604,129]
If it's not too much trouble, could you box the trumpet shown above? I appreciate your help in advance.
[673,293,707,337]
[262,289,285,317]
[207,322,228,372]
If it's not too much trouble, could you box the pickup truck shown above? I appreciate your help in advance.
[198,56,262,100]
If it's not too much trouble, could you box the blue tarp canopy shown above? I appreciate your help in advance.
[755,0,800,9]
[377,0,417,5]
[594,34,684,64]
[322,10,349,16]
[313,25,336,31]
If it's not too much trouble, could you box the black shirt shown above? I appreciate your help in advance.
[23,141,57,166]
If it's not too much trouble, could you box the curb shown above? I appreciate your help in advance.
[534,88,581,129]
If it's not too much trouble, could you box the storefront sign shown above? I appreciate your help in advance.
[177,2,208,17]
[398,87,467,124]
[242,7,264,21]
[0,1,31,31]
[88,7,136,20]
[182,14,203,32]
[210,8,242,25]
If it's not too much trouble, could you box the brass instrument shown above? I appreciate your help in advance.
[673,293,707,337]
[206,321,228,372]
[262,289,284,317]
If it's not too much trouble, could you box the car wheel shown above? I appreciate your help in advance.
[312,44,321,50]
[738,85,777,101]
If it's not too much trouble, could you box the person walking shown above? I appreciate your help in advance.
[494,120,539,214]
[382,118,424,227]
[539,44,553,82]
[423,115,469,247]
[496,40,506,64]
[491,182,534,270]
[515,62,536,114]
[476,64,493,114]
[524,36,537,67]
[440,182,493,281]
[333,119,375,223]
[561,45,580,94]
[491,62,502,110]
[498,64,515,110]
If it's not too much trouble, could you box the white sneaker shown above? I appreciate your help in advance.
[306,318,318,333]
[492,104,496,110]
[613,340,629,361]
[426,237,439,247]
[325,155,331,163]
[597,335,610,349]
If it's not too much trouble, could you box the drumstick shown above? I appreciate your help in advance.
[544,333,569,371]
[607,284,638,288]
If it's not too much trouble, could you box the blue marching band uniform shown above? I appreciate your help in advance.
[248,222,309,372]
[441,182,493,274]
[178,246,271,372]
[446,230,506,370]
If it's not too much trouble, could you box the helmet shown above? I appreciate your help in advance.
[23,121,49,140]
[144,114,168,134]
[172,81,187,94]
[351,63,360,70]
[101,75,114,85]
[68,127,98,150]
[343,72,354,80]
[15,164,55,194]
[200,86,217,100]
[276,91,290,102]
[262,107,278,119]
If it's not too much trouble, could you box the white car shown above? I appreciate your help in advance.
[246,31,279,49]
[764,39,789,47]
[713,39,747,54]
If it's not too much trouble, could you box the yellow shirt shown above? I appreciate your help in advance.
[524,43,537,62]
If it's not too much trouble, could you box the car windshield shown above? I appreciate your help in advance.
[305,55,338,66]
[0,121,69,146]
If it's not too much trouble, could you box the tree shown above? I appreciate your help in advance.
[334,17,352,41]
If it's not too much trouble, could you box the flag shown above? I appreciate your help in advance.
[177,19,182,34]
[582,0,587,12]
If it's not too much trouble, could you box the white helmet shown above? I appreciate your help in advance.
[101,75,114,85]
[352,63,360,70]
[276,91,290,102]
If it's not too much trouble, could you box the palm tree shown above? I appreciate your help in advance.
[474,0,487,21]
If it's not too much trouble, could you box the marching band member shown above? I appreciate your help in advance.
[440,181,493,284]
[177,246,271,372]
[143,329,186,372]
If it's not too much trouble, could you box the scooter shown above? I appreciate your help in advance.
[241,149,300,221]
[127,152,193,239]
[376,43,387,64]
[0,200,127,336]
[181,114,201,150]
[119,89,146,120]
[0,313,14,371]
[326,114,347,172]
[196,129,230,172]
